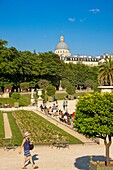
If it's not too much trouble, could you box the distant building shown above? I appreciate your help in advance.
[54,35,112,66]
[55,35,71,57]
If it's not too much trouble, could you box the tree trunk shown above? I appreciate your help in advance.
[104,135,112,166]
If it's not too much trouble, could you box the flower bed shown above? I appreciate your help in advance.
[12,110,81,144]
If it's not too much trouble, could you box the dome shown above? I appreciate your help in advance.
[55,35,69,50]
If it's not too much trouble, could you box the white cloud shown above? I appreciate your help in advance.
[80,18,87,23]
[89,8,100,14]
[68,17,76,22]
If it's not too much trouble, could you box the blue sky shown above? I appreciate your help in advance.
[0,0,113,56]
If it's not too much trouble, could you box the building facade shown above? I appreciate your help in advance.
[55,35,112,66]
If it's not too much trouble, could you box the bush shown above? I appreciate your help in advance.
[20,82,29,91]
[11,92,20,101]
[46,85,56,96]
[37,79,49,89]
[66,85,76,95]
[61,79,71,89]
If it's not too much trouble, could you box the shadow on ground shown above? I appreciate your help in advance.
[74,155,106,170]
[25,154,39,167]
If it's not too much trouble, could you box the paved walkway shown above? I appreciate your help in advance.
[3,113,12,138]
[0,144,112,170]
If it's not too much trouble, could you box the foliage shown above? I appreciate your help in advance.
[37,79,49,89]
[98,57,113,86]
[11,92,20,100]
[61,78,71,89]
[12,110,82,144]
[66,85,76,95]
[46,85,56,96]
[62,62,98,88]
[74,92,113,166]
[84,79,94,88]
[20,82,29,91]
[0,94,31,107]
[0,38,99,90]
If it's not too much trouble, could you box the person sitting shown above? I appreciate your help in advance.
[48,106,52,116]
[40,104,44,111]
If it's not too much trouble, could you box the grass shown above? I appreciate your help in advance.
[55,93,67,100]
[0,110,82,146]
[0,94,31,107]
[0,112,5,138]
[12,110,82,144]
[7,112,23,145]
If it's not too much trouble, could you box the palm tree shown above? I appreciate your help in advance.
[98,57,113,86]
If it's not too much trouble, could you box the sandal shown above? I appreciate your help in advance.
[33,165,38,169]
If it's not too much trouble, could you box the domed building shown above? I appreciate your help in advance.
[54,35,107,66]
[55,35,71,57]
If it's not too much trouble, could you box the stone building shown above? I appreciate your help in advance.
[54,35,109,66]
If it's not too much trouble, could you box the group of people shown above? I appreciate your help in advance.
[40,100,75,127]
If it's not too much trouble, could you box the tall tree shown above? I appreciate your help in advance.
[74,92,113,166]
[98,57,113,86]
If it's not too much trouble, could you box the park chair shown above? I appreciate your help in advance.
[50,135,69,149]
[4,137,17,151]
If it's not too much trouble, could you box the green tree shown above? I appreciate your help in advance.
[84,79,94,89]
[66,85,75,95]
[98,57,113,86]
[20,82,29,91]
[61,78,71,89]
[37,79,49,89]
[46,85,56,96]
[74,92,113,166]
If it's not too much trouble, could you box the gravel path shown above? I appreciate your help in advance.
[0,144,112,170]
[3,113,12,138]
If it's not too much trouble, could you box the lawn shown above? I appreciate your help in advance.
[0,110,82,146]
[0,94,31,107]
[13,110,82,144]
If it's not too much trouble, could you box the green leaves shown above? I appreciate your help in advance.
[74,92,113,138]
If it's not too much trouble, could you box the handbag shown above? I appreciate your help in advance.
[29,144,34,150]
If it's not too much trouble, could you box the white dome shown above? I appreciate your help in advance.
[55,35,69,50]
[55,35,71,57]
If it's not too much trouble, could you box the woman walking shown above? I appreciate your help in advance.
[19,131,38,169]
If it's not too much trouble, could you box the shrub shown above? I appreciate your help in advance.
[46,85,56,96]
[66,85,76,95]
[20,82,29,91]
[61,79,71,89]
[11,92,20,101]
[38,79,49,89]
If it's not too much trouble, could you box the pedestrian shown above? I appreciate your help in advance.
[63,100,66,110]
[19,131,38,169]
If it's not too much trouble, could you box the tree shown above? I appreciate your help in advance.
[20,82,29,91]
[61,78,71,89]
[66,85,75,95]
[46,85,56,96]
[98,57,113,86]
[74,92,113,166]
[0,39,8,48]
[37,79,49,89]
[84,79,94,89]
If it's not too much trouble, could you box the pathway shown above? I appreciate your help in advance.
[3,113,12,138]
